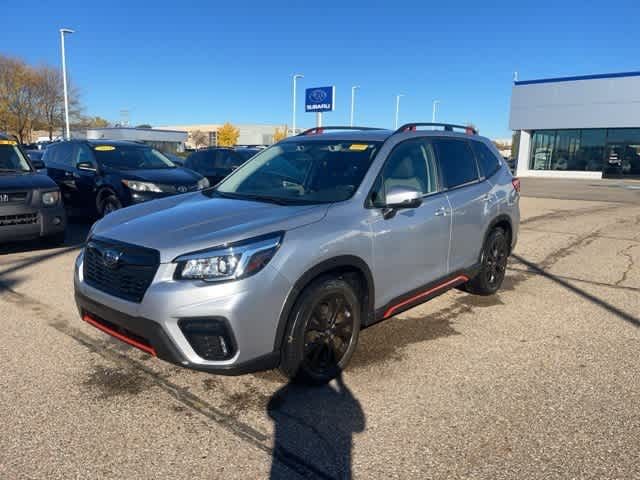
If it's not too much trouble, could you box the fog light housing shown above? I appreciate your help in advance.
[179,318,235,361]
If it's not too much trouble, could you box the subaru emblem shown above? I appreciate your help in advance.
[102,249,122,268]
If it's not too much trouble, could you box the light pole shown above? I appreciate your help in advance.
[432,100,440,123]
[59,28,74,140]
[350,85,360,127]
[291,73,304,136]
[394,94,404,129]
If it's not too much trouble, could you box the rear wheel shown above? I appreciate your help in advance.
[463,228,509,295]
[280,276,361,384]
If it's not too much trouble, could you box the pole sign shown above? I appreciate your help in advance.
[305,86,335,113]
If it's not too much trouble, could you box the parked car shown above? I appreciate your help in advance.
[43,140,209,218]
[0,133,66,244]
[75,123,520,384]
[184,147,259,185]
[162,152,186,167]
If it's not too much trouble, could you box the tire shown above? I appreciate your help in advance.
[279,276,361,385]
[99,195,122,217]
[463,228,509,296]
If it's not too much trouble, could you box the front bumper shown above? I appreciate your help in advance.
[0,203,66,243]
[74,250,291,374]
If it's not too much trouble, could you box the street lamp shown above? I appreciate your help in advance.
[432,100,440,123]
[394,94,404,129]
[59,28,75,140]
[350,85,360,127]
[291,73,304,136]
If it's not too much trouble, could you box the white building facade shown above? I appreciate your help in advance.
[509,71,640,179]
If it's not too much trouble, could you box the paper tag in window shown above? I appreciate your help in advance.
[94,145,116,151]
[0,140,17,145]
[349,144,368,151]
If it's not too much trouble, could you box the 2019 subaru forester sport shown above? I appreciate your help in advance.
[74,124,520,383]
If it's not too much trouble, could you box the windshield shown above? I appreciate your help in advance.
[92,145,176,170]
[215,140,381,204]
[0,141,32,173]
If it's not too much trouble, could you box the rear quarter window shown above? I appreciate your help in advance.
[432,139,479,189]
[471,141,501,178]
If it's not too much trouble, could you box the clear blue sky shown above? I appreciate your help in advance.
[3,0,639,138]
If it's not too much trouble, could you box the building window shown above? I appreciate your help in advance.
[530,129,607,172]
[530,130,556,170]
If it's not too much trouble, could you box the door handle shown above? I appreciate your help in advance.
[434,207,447,216]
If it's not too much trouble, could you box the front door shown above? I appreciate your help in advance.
[369,138,451,309]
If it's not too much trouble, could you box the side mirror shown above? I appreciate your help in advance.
[385,186,423,209]
[77,162,97,172]
[31,160,45,170]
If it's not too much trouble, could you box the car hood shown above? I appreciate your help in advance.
[0,171,58,190]
[91,192,329,262]
[115,167,202,185]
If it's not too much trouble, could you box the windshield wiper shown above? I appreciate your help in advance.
[208,189,309,205]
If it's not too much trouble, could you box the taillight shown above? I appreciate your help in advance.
[512,178,521,193]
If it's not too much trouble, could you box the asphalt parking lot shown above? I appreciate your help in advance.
[1,179,639,479]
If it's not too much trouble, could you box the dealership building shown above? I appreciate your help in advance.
[510,71,640,179]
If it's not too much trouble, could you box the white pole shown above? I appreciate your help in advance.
[291,73,303,136]
[316,112,322,128]
[432,100,440,123]
[350,85,360,127]
[59,28,74,140]
[394,94,404,129]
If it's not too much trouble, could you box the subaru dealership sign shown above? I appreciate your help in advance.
[305,86,335,112]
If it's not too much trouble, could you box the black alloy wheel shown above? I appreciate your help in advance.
[280,276,361,384]
[303,293,355,378]
[484,231,508,288]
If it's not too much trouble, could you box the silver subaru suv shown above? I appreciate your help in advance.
[74,123,520,383]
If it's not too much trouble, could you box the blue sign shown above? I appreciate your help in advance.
[305,86,335,113]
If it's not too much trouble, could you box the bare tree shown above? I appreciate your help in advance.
[33,65,64,140]
[190,130,209,149]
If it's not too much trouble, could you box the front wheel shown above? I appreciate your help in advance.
[99,195,122,217]
[463,228,509,296]
[280,277,361,384]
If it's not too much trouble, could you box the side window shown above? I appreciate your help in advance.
[214,150,236,169]
[74,144,94,166]
[43,145,59,164]
[228,152,245,169]
[471,141,500,178]
[57,143,74,166]
[433,139,479,189]
[370,139,438,207]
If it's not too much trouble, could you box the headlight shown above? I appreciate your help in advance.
[122,179,162,192]
[42,191,60,206]
[174,232,283,282]
[197,177,210,190]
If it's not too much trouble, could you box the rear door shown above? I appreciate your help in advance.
[433,138,496,273]
[370,138,451,308]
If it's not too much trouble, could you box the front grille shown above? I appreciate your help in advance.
[0,191,28,204]
[83,238,160,303]
[0,212,38,227]
[159,184,198,194]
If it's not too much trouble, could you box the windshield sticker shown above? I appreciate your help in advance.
[0,140,17,145]
[94,145,116,151]
[349,144,369,151]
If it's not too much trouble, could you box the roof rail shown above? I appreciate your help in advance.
[395,123,478,135]
[298,126,386,136]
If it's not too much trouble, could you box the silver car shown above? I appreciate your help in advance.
[74,124,520,384]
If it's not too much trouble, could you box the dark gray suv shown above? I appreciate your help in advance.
[74,124,520,383]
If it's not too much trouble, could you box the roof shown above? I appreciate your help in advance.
[281,129,395,143]
[514,70,640,86]
[85,139,148,147]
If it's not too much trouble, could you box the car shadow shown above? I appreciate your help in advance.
[267,373,365,480]
[0,218,91,255]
